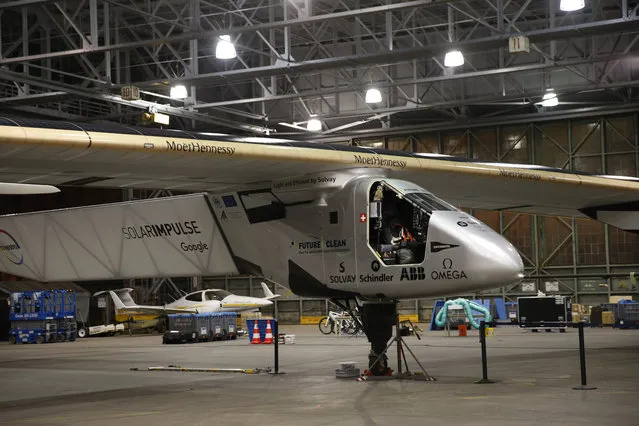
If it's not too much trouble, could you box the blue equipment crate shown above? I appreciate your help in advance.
[209,313,224,340]
[194,313,211,341]
[167,313,195,332]
[164,314,198,344]
[223,312,238,339]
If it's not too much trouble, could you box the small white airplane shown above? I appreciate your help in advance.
[0,116,638,374]
[95,283,279,331]
[98,282,279,316]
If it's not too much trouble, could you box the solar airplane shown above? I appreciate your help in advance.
[0,117,638,373]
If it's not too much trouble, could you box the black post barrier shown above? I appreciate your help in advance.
[573,322,596,390]
[475,320,495,384]
[273,319,280,374]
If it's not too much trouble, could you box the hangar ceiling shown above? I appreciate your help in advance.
[0,0,638,139]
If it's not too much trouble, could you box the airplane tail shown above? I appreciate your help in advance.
[94,288,138,312]
[261,282,280,300]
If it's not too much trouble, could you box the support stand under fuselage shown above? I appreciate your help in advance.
[359,300,435,380]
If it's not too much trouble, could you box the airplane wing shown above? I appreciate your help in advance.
[1,117,639,285]
[95,289,198,315]
[0,117,637,225]
[0,182,60,195]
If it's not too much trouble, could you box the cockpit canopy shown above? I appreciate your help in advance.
[204,289,232,300]
[368,179,458,266]
[184,289,233,302]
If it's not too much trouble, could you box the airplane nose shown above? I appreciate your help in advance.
[465,234,524,290]
[443,216,524,290]
[491,243,524,286]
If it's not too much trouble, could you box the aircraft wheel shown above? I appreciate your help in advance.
[77,328,87,338]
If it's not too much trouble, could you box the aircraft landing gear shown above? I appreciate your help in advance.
[360,301,397,376]
[328,298,433,379]
[359,300,436,380]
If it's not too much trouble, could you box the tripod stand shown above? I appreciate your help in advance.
[365,310,436,381]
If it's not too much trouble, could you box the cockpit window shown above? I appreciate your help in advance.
[185,292,202,302]
[404,192,457,213]
[205,290,232,300]
[368,181,428,265]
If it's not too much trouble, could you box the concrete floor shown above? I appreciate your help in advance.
[0,325,637,426]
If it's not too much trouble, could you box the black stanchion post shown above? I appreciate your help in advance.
[274,319,279,374]
[573,322,596,390]
[475,320,495,384]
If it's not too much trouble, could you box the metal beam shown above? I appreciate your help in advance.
[0,0,54,9]
[0,91,69,105]
[127,17,639,88]
[193,52,635,109]
[1,6,636,67]
[311,77,639,123]
[303,103,639,142]
[0,0,467,63]
[0,69,266,133]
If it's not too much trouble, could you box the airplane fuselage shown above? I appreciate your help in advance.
[210,173,524,300]
[165,289,272,313]
[0,172,523,301]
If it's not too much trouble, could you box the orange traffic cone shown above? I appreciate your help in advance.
[263,320,273,344]
[251,321,261,344]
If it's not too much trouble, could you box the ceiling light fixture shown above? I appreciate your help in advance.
[560,0,585,12]
[169,84,188,99]
[306,117,322,132]
[444,50,464,67]
[540,90,559,107]
[365,88,382,104]
[215,35,236,59]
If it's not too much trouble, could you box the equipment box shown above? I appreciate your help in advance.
[517,296,572,331]
[209,313,224,340]
[221,312,238,340]
[163,314,198,344]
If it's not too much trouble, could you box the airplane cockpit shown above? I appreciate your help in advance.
[183,289,233,302]
[204,289,232,301]
[368,180,458,265]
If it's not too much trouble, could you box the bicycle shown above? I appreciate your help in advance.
[318,311,363,335]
